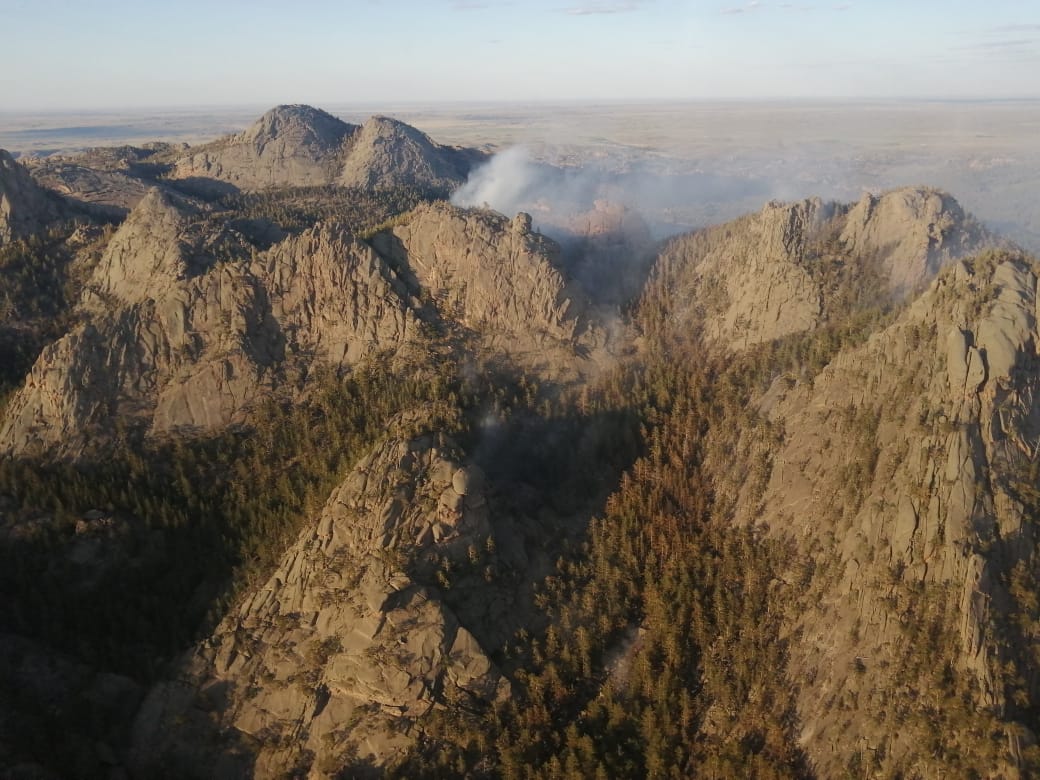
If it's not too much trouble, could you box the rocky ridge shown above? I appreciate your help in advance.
[131,420,507,776]
[711,250,1040,777]
[0,189,419,457]
[647,187,995,351]
[0,194,596,459]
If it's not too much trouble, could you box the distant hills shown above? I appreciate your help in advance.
[171,104,485,192]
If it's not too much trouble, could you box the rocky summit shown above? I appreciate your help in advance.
[339,116,485,192]
[171,105,358,190]
[169,106,484,194]
[2,104,1040,780]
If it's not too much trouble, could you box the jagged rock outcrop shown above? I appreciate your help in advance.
[841,187,992,295]
[371,202,597,369]
[171,105,358,190]
[0,188,607,458]
[716,250,1040,777]
[0,189,418,457]
[130,422,507,777]
[0,149,61,244]
[339,116,482,192]
[647,187,996,351]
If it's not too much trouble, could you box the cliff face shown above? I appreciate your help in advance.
[374,204,581,346]
[131,420,507,777]
[840,187,991,295]
[0,150,61,244]
[711,250,1040,777]
[646,187,996,351]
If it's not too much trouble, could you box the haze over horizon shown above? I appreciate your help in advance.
[1,0,1037,110]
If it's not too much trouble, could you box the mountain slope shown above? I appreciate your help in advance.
[0,150,61,245]
[710,250,1040,776]
[130,419,507,776]
[0,189,419,458]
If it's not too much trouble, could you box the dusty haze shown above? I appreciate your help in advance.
[2,100,1037,251]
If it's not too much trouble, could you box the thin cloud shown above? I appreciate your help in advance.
[562,1,648,14]
[955,38,1037,51]
[721,1,762,15]
[989,24,1040,33]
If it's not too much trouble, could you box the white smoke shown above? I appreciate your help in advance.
[449,144,779,242]
[451,146,543,216]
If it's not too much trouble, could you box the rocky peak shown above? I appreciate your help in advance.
[130,425,507,775]
[84,187,197,306]
[713,249,1040,776]
[171,105,358,189]
[839,186,993,295]
[371,201,584,351]
[0,148,61,244]
[240,104,356,154]
[339,115,480,191]
[644,188,994,351]
[0,208,419,458]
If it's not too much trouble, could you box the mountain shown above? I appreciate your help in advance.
[0,195,596,460]
[339,116,485,192]
[171,104,357,191]
[0,149,61,244]
[171,105,357,190]
[645,187,996,351]
[169,106,485,194]
[707,249,1040,776]
[5,113,1040,779]
[0,188,418,458]
[131,421,508,776]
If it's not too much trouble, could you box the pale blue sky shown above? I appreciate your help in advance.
[0,0,1037,109]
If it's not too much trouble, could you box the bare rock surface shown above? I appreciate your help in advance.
[338,115,482,192]
[24,144,180,218]
[648,187,996,351]
[372,202,600,373]
[0,189,418,458]
[168,106,484,193]
[171,105,358,190]
[28,162,153,218]
[0,149,61,244]
[840,187,992,295]
[713,249,1040,777]
[130,425,506,777]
